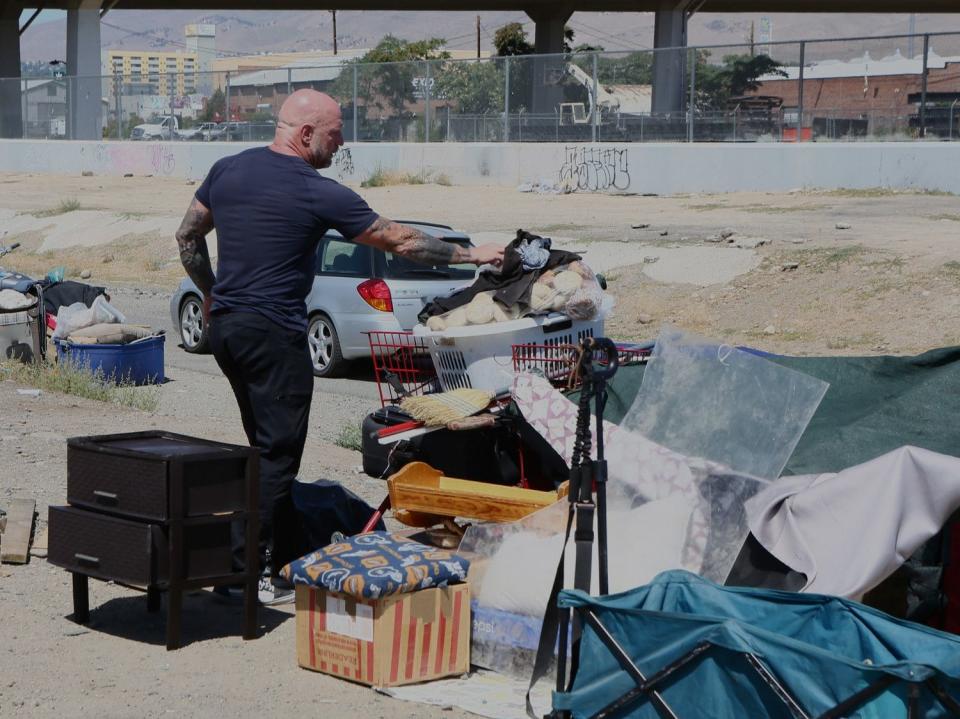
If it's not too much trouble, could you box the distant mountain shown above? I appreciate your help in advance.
[18,9,960,65]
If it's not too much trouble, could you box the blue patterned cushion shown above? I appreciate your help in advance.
[280,531,470,599]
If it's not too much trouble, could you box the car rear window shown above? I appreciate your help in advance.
[318,238,372,276]
[378,239,476,280]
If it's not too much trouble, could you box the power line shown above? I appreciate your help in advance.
[100,19,293,58]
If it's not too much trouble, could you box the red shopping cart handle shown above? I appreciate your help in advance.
[377,420,424,438]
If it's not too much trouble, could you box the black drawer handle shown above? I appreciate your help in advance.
[74,553,100,566]
[93,490,119,503]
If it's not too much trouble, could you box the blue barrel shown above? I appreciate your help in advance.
[54,335,165,385]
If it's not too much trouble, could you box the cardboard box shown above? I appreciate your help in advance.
[295,583,470,687]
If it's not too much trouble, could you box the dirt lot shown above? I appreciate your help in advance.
[1,171,959,718]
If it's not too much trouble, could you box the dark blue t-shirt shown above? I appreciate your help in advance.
[195,146,378,332]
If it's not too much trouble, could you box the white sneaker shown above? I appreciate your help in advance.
[258,575,295,606]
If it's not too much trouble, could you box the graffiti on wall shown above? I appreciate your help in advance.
[558,145,631,192]
[333,148,355,180]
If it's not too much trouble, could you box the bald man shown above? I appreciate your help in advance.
[176,90,503,605]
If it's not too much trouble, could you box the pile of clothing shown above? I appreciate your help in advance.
[419,229,606,331]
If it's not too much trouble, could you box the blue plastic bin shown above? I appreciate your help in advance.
[54,335,165,385]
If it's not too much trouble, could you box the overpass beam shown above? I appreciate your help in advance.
[0,1,23,139]
[651,5,689,115]
[526,6,574,115]
[66,0,103,140]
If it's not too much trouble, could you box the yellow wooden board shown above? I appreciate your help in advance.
[388,462,561,524]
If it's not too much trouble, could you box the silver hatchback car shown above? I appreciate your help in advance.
[169,221,476,377]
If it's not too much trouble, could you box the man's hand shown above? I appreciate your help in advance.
[467,243,505,268]
[202,294,213,325]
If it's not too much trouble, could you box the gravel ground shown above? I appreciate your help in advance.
[3,174,960,718]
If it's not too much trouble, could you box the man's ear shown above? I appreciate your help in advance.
[300,124,314,146]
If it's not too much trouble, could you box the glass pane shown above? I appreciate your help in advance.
[321,239,370,276]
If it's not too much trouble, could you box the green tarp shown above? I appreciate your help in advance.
[570,346,960,475]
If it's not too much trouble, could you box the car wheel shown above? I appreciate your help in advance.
[308,313,345,377]
[179,295,209,354]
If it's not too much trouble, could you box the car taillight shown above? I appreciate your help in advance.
[357,278,393,312]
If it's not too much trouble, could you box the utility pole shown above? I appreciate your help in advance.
[476,15,481,59]
[332,10,338,55]
[908,14,916,58]
[749,21,755,57]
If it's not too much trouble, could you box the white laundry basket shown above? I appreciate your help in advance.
[413,311,605,393]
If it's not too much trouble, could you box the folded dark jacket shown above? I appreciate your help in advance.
[419,229,580,322]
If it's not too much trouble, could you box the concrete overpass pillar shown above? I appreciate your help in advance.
[66,0,102,140]
[651,7,689,115]
[0,2,23,139]
[526,7,573,115]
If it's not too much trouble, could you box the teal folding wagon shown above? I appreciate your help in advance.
[553,571,960,719]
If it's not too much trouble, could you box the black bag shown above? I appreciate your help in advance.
[291,480,385,555]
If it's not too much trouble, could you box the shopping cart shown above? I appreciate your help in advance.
[512,341,652,389]
[366,331,441,408]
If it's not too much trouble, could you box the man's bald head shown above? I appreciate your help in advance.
[272,90,344,169]
[277,89,340,128]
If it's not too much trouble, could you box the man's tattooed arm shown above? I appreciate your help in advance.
[354,216,504,267]
[175,198,216,295]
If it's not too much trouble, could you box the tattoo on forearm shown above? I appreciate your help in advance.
[380,217,470,266]
[175,203,216,295]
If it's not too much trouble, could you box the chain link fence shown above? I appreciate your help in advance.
[4,30,960,143]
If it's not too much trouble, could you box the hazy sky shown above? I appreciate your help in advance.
[21,9,65,25]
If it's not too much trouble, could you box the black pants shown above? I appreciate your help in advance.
[209,310,313,576]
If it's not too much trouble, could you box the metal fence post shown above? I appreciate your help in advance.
[592,52,599,142]
[352,64,358,143]
[920,34,930,138]
[425,60,431,143]
[797,41,806,142]
[169,73,176,140]
[21,77,27,139]
[504,57,510,142]
[950,99,959,141]
[287,67,292,97]
[114,72,122,139]
[687,48,696,143]
[225,71,231,138]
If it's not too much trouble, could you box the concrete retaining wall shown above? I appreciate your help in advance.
[1,139,959,195]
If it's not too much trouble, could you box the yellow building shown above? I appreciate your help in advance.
[105,50,199,96]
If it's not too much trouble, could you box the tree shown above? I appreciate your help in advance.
[493,23,578,56]
[433,60,504,114]
[332,35,449,140]
[493,23,533,57]
[199,88,225,122]
[695,53,786,109]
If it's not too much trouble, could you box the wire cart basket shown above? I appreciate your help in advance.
[512,341,651,389]
[366,331,441,408]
